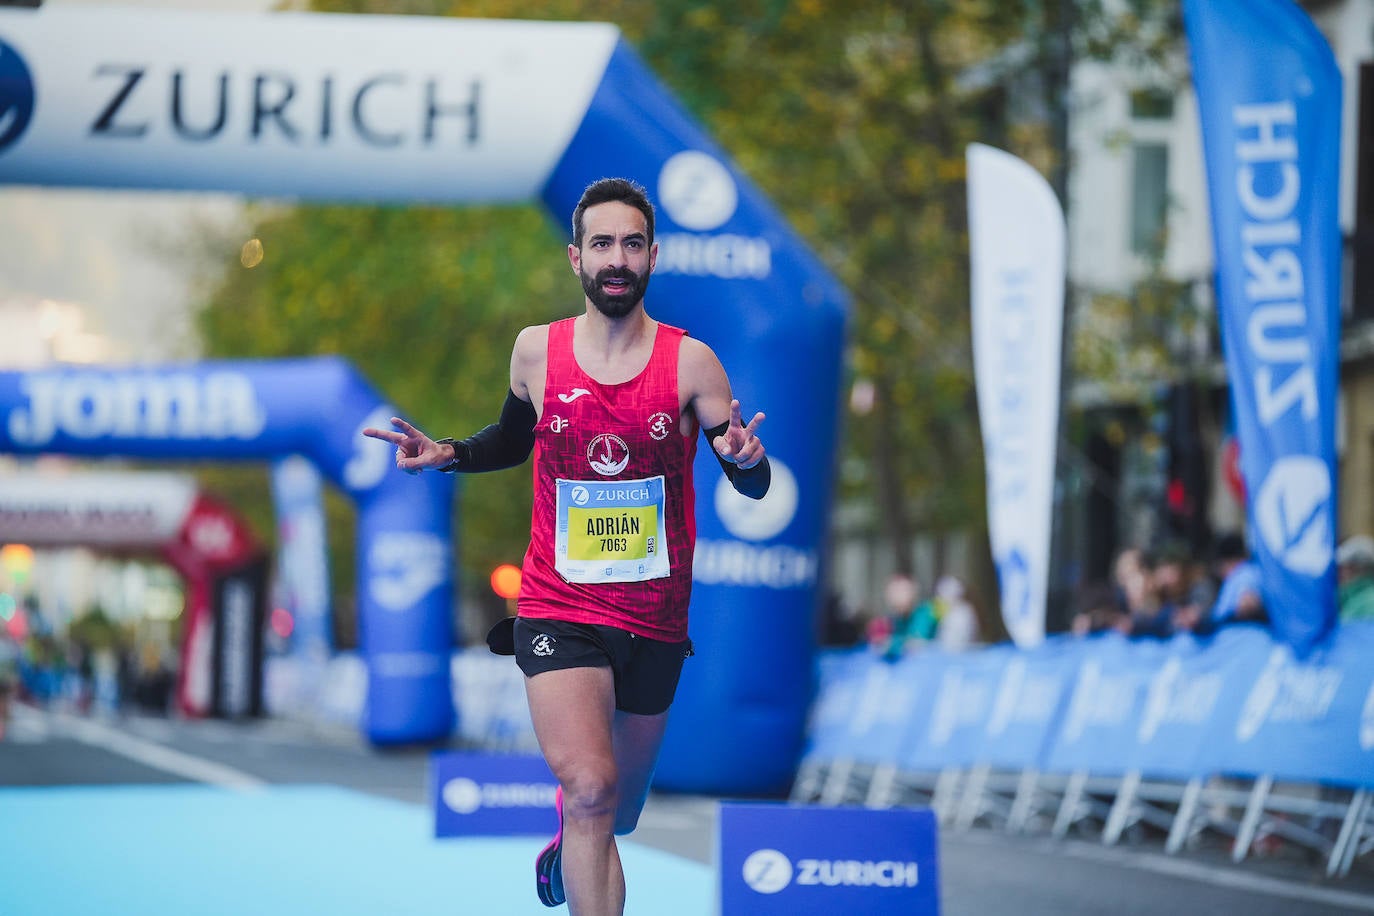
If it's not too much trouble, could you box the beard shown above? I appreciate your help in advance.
[581,264,650,319]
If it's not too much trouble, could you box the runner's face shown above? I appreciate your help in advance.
[572,201,656,318]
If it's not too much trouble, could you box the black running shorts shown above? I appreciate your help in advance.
[487,616,693,716]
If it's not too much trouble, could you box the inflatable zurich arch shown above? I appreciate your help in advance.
[0,7,849,793]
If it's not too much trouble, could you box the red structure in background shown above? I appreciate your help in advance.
[162,493,263,718]
[0,472,266,718]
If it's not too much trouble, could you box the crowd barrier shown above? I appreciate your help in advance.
[790,623,1374,878]
[265,625,1374,877]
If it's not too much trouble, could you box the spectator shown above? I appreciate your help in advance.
[1207,532,1266,631]
[871,572,922,659]
[1071,581,1132,637]
[1336,535,1374,623]
[1138,544,1215,638]
[1112,547,1161,628]
[934,575,980,652]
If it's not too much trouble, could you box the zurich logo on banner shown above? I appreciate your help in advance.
[719,803,940,915]
[431,752,559,838]
[1184,0,1342,654]
[998,549,1032,622]
[0,40,35,153]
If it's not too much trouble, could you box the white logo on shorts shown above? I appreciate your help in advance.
[531,634,556,657]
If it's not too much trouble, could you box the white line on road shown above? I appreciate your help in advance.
[957,830,1374,912]
[50,708,265,791]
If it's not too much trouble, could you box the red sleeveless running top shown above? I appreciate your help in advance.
[517,317,697,641]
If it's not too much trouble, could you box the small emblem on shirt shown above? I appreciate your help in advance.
[531,634,556,657]
[558,388,591,404]
[548,415,570,433]
[588,433,631,476]
[648,411,674,441]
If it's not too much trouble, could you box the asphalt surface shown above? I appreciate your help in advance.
[4,702,1373,915]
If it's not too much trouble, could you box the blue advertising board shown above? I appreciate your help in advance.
[974,637,1082,771]
[719,803,940,915]
[431,752,559,838]
[899,646,1010,772]
[1039,634,1167,777]
[1201,622,1374,787]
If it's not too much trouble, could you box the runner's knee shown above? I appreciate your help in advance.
[561,769,619,821]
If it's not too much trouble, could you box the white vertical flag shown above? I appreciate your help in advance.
[967,143,1066,648]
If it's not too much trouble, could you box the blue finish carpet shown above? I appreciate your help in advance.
[0,784,714,915]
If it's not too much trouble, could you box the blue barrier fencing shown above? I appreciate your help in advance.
[792,623,1374,878]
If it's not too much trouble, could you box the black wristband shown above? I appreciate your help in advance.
[435,437,468,473]
[703,421,771,500]
[435,391,536,474]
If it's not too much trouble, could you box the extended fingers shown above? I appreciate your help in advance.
[363,427,404,445]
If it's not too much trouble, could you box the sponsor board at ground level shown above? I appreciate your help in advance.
[431,752,558,838]
[719,803,939,915]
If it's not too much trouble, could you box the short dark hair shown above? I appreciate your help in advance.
[571,178,655,249]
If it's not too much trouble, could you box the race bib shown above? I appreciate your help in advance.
[554,476,670,583]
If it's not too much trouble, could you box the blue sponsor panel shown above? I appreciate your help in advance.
[1040,634,1167,777]
[899,646,1009,772]
[431,751,559,837]
[974,637,1083,771]
[1200,622,1374,787]
[543,39,849,793]
[844,650,944,766]
[720,803,940,916]
[1121,628,1260,780]
[802,649,879,763]
[0,358,457,745]
[1184,0,1343,654]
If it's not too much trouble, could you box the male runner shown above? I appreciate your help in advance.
[363,177,769,915]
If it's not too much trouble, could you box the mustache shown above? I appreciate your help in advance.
[597,266,639,283]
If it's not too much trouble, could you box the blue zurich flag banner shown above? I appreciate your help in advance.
[1184,0,1342,653]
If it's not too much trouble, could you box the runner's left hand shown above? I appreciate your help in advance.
[713,399,766,470]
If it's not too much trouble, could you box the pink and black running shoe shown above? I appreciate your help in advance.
[535,785,565,907]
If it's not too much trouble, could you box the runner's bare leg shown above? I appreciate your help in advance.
[612,709,670,835]
[526,666,625,916]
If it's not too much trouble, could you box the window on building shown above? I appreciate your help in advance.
[1129,89,1174,121]
[1130,142,1170,256]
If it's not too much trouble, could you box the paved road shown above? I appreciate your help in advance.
[4,702,1373,915]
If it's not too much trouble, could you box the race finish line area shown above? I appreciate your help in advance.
[0,784,714,916]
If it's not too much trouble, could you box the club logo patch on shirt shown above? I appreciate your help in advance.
[587,433,630,476]
[648,411,674,441]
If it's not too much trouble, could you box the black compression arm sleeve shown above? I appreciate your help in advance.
[703,421,771,500]
[441,390,537,473]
